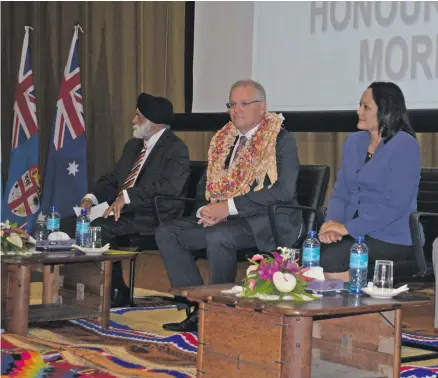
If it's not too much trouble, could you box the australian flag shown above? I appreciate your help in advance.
[41,25,88,218]
[2,26,41,234]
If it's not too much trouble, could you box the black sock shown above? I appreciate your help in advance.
[112,261,127,289]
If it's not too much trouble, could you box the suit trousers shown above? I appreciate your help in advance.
[60,213,138,245]
[60,214,138,288]
[155,216,257,288]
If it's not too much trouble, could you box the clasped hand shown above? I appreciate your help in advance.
[198,201,229,228]
[318,220,348,244]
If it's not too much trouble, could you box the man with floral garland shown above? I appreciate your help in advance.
[156,80,302,332]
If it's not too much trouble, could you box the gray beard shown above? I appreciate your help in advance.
[133,121,154,140]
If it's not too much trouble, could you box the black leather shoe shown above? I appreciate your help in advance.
[162,308,198,332]
[111,286,131,308]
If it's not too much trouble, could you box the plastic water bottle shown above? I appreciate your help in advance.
[349,236,369,294]
[302,231,320,267]
[46,205,61,234]
[75,209,90,246]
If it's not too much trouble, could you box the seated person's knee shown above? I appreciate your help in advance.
[205,226,230,248]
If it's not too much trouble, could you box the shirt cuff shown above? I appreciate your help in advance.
[228,198,238,216]
[196,206,204,218]
[122,190,131,205]
[83,194,98,206]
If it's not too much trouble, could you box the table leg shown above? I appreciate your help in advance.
[280,316,313,378]
[1,263,8,327]
[101,260,112,329]
[196,302,206,376]
[42,265,55,304]
[6,265,31,336]
[393,308,403,378]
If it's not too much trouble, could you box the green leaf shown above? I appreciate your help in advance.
[288,292,306,302]
[255,279,275,294]
[9,221,19,229]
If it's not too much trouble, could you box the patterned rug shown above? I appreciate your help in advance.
[2,288,438,377]
[1,294,197,378]
[401,364,438,378]
[402,331,438,348]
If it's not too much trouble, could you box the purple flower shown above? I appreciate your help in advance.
[285,262,300,273]
[258,261,281,281]
[273,252,283,265]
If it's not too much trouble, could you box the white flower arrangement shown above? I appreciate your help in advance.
[0,220,37,255]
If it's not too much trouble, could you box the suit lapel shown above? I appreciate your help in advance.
[136,129,170,180]
[128,139,144,171]
[356,132,369,167]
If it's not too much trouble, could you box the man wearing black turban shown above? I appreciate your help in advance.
[60,93,190,306]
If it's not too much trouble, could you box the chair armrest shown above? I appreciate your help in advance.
[409,211,438,276]
[268,204,324,247]
[154,195,197,224]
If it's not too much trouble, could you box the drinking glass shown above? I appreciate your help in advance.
[290,249,301,263]
[87,226,102,249]
[373,260,394,292]
[33,220,46,241]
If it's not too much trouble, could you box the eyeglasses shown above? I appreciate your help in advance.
[226,100,263,110]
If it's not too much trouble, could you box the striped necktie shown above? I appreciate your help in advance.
[118,146,147,194]
[234,136,248,160]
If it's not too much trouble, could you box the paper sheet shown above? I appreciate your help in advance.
[73,202,112,222]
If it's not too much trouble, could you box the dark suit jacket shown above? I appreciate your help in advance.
[195,128,302,251]
[92,129,190,231]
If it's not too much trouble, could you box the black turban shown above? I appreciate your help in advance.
[136,93,174,125]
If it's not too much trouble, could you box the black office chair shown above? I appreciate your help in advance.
[400,168,438,362]
[153,161,206,224]
[268,165,331,249]
[365,168,438,283]
[114,161,208,304]
[155,164,330,264]
[409,168,438,277]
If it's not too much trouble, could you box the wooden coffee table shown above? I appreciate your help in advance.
[1,251,137,336]
[171,284,430,378]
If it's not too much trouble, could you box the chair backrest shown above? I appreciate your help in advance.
[296,164,331,232]
[417,167,438,261]
[183,160,208,216]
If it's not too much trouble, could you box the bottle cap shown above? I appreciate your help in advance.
[308,231,317,237]
[80,209,87,216]
[50,205,56,211]
[356,236,365,243]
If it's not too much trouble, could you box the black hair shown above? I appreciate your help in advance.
[367,81,416,142]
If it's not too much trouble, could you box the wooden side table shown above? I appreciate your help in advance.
[172,284,430,378]
[1,252,137,336]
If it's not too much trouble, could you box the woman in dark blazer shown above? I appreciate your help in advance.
[318,82,421,281]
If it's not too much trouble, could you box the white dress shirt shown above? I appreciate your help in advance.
[83,127,167,206]
[197,124,260,218]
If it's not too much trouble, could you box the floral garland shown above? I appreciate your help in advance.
[206,112,283,201]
